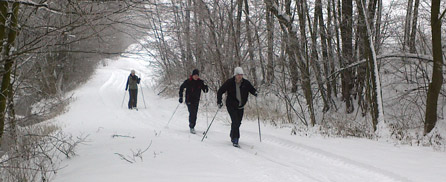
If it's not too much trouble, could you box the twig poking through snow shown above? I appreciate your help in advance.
[114,140,153,163]
[111,134,135,139]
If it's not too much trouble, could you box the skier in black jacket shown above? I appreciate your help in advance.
[125,70,141,110]
[179,69,209,134]
[217,67,257,147]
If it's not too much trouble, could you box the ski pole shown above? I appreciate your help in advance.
[255,96,262,142]
[121,91,126,108]
[166,103,181,127]
[201,107,220,142]
[205,93,209,127]
[139,83,147,109]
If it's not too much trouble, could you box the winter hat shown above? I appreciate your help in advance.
[192,69,199,76]
[131,70,135,74]
[234,67,244,76]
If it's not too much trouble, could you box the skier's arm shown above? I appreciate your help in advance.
[247,80,257,96]
[179,80,187,98]
[217,80,229,104]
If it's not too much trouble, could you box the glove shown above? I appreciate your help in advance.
[137,78,141,84]
[203,86,209,93]
[217,102,223,109]
[254,92,258,97]
[179,97,183,103]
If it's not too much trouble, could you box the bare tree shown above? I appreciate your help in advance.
[0,1,148,180]
[409,0,420,53]
[356,0,381,131]
[424,0,443,134]
[316,0,335,109]
[266,7,275,84]
[340,0,354,113]
[142,0,446,143]
[0,2,20,146]
[264,0,316,126]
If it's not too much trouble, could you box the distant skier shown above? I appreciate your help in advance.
[125,70,141,110]
[217,67,257,147]
[179,69,209,134]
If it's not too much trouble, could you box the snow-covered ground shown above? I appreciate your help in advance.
[50,54,446,182]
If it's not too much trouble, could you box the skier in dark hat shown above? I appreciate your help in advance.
[179,69,209,134]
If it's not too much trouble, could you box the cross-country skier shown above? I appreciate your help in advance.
[125,70,141,110]
[217,67,257,147]
[179,69,209,134]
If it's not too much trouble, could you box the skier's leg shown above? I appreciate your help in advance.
[235,108,244,140]
[128,90,132,109]
[187,102,199,129]
[133,89,138,108]
[227,107,240,142]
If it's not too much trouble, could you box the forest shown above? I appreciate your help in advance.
[0,0,444,181]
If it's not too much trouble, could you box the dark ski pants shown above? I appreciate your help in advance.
[128,89,138,109]
[227,106,244,140]
[187,102,200,129]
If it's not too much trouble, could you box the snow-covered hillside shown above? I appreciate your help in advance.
[50,54,446,182]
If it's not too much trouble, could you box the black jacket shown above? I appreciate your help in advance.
[217,77,256,109]
[179,76,208,103]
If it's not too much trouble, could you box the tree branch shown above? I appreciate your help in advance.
[329,53,434,79]
[440,8,446,20]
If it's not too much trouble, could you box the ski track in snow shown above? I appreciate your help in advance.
[51,58,431,182]
[243,133,411,182]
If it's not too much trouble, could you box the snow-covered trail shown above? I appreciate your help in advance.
[51,57,446,182]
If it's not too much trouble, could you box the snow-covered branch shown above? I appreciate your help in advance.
[264,0,293,32]
[0,0,67,15]
[329,53,434,79]
[0,0,128,15]
[0,0,47,7]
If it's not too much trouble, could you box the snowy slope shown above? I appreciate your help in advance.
[51,55,446,182]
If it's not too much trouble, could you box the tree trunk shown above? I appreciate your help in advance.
[185,0,193,67]
[7,64,17,141]
[284,0,299,93]
[321,0,335,100]
[424,0,443,134]
[357,0,380,130]
[330,0,340,97]
[233,0,243,66]
[0,2,10,144]
[409,0,420,53]
[0,2,19,146]
[265,0,316,126]
[254,18,267,85]
[315,0,331,112]
[340,0,354,113]
[244,0,257,86]
[193,0,204,71]
[403,0,414,52]
[296,0,316,126]
[266,6,274,84]
[374,0,382,53]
